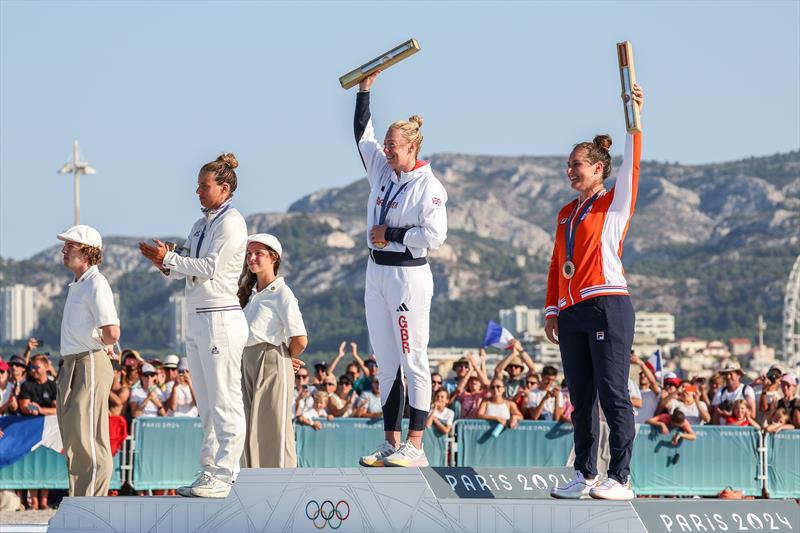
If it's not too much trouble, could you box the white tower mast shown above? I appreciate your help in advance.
[57,140,96,225]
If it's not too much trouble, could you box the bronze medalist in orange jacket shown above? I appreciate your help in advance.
[545,132,642,317]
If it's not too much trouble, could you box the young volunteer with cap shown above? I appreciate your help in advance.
[129,362,167,418]
[238,233,308,468]
[56,224,121,497]
[139,153,247,498]
[545,84,645,501]
[354,71,448,468]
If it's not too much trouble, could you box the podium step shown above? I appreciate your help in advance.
[46,468,799,533]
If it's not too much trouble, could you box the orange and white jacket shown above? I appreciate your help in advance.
[544,132,642,317]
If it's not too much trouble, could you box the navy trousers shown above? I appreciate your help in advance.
[558,295,636,482]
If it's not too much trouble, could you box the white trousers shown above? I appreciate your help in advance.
[186,309,248,483]
[365,260,433,431]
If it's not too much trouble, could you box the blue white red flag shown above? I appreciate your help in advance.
[0,415,62,468]
[482,320,515,350]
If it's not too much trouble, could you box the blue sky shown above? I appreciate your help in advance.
[1,0,798,260]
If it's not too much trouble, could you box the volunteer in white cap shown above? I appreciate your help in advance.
[56,224,121,497]
[139,153,247,498]
[353,72,448,468]
[238,233,308,468]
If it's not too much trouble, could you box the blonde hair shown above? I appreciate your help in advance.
[314,391,329,403]
[388,115,424,158]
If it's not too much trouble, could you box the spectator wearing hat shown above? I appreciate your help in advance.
[525,365,564,421]
[8,355,28,401]
[657,381,710,426]
[238,233,308,469]
[454,354,491,419]
[56,224,121,498]
[129,363,167,418]
[167,358,198,417]
[120,349,143,391]
[494,340,537,401]
[444,356,472,395]
[161,354,180,395]
[0,361,16,416]
[712,362,755,425]
[356,377,383,418]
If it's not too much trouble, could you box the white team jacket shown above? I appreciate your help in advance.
[162,201,247,310]
[355,92,448,258]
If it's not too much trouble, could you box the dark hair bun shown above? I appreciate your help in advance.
[593,134,612,151]
[218,152,239,170]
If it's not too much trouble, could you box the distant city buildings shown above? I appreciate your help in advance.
[499,305,543,340]
[635,311,675,342]
[168,294,188,352]
[0,284,39,344]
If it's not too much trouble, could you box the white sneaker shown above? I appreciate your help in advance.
[359,440,397,467]
[383,441,429,467]
[550,471,600,499]
[190,475,232,498]
[589,477,635,501]
[177,472,212,497]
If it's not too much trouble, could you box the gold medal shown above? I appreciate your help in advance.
[373,241,387,249]
[562,260,575,279]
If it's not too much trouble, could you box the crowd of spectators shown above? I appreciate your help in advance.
[290,340,800,446]
[2,336,799,507]
[0,338,199,508]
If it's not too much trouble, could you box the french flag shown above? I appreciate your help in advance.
[0,415,62,468]
[482,320,515,350]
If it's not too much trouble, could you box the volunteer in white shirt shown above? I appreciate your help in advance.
[354,72,448,469]
[56,224,121,497]
[238,233,308,468]
[139,152,248,498]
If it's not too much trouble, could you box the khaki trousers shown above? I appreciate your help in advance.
[241,342,297,468]
[56,349,114,497]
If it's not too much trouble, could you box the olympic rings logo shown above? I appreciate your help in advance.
[305,499,350,529]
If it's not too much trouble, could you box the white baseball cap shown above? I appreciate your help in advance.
[247,233,282,257]
[163,354,180,369]
[57,225,103,249]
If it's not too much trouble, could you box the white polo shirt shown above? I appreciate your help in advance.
[242,277,307,348]
[60,265,120,356]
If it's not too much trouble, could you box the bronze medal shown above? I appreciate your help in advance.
[562,260,575,279]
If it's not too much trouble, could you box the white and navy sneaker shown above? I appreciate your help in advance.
[550,470,600,499]
[589,477,635,501]
[190,474,233,498]
[359,440,397,467]
[177,472,212,497]
[384,441,429,467]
